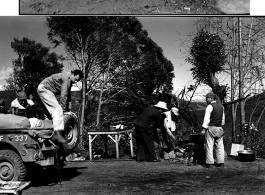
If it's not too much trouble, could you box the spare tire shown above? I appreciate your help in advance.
[62,113,80,153]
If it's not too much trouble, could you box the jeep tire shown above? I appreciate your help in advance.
[0,150,27,181]
[62,113,80,153]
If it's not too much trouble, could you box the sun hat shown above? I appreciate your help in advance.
[17,91,27,100]
[154,101,168,111]
[171,107,179,116]
[206,92,216,99]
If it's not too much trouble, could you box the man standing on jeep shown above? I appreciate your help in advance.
[37,70,83,144]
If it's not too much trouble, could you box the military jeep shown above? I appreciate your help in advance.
[0,112,80,181]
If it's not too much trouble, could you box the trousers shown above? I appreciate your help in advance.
[37,84,64,131]
[205,126,224,164]
[134,125,156,161]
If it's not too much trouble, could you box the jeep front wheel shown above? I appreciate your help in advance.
[0,150,27,181]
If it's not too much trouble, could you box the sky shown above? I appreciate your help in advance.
[0,16,65,87]
[138,17,205,93]
[0,16,210,93]
[0,16,48,82]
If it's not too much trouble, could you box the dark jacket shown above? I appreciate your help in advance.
[0,99,7,114]
[133,107,166,132]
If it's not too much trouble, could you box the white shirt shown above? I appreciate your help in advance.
[202,101,225,129]
[163,111,176,132]
[11,98,34,110]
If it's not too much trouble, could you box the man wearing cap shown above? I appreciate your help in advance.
[201,92,225,168]
[11,91,35,117]
[37,70,83,144]
[133,101,169,162]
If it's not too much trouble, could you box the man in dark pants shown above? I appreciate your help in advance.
[133,101,169,162]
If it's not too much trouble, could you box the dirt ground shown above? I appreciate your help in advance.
[23,156,265,195]
[19,0,222,15]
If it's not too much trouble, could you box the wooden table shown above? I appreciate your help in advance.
[0,181,30,195]
[87,129,134,160]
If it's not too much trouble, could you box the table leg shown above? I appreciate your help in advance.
[115,134,119,159]
[89,135,92,161]
[104,135,108,157]
[129,131,134,157]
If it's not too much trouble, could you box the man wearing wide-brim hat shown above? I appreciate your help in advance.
[201,92,225,168]
[133,101,169,162]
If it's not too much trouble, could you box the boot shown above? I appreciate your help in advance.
[52,131,68,144]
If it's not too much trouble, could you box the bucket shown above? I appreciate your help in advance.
[237,150,256,162]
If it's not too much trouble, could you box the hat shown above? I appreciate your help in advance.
[154,101,168,111]
[206,92,216,99]
[171,107,179,116]
[17,91,27,100]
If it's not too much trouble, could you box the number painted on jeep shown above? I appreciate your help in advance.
[14,135,28,141]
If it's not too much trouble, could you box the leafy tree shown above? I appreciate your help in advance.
[187,17,265,144]
[45,16,174,133]
[187,29,227,102]
[5,37,64,95]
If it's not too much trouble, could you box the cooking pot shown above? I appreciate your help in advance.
[237,150,256,162]
[190,134,204,144]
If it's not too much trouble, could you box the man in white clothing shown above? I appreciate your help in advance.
[11,91,34,117]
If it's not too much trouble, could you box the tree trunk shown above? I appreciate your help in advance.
[96,52,112,127]
[231,17,237,143]
[231,72,237,142]
[238,17,245,144]
[80,78,86,135]
[96,89,103,126]
[79,51,86,148]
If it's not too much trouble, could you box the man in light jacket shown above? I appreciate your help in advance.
[37,70,83,144]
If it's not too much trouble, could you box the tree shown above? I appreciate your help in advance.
[187,28,227,102]
[45,16,174,145]
[188,17,265,143]
[5,37,64,95]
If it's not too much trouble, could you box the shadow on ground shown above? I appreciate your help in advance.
[28,166,87,187]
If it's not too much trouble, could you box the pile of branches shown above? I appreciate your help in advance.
[172,83,203,137]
